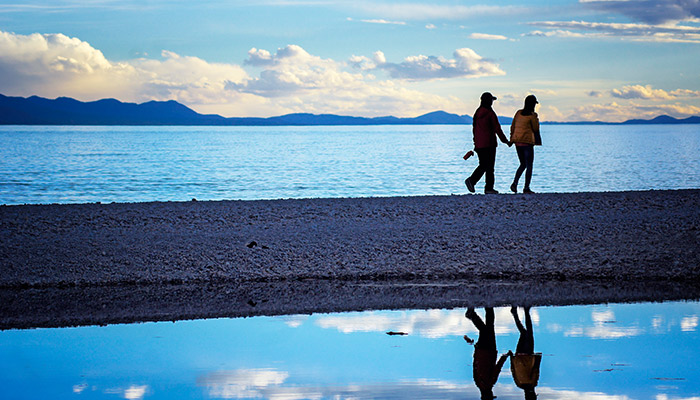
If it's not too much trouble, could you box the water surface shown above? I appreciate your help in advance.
[1,124,698,204]
[1,301,698,399]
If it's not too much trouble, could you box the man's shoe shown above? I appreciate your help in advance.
[465,178,475,193]
[510,183,517,193]
[484,189,499,194]
[523,188,535,194]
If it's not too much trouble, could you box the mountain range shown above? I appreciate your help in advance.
[2,94,699,126]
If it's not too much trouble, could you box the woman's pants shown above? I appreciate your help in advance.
[513,145,534,189]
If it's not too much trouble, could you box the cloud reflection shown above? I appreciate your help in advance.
[123,385,148,400]
[680,316,698,332]
[196,369,638,400]
[314,308,539,338]
[565,308,643,339]
[197,369,289,399]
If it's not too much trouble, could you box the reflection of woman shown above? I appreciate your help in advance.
[509,95,541,194]
[510,306,541,400]
[465,307,512,400]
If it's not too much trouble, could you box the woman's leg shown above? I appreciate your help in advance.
[523,146,534,190]
[513,146,528,188]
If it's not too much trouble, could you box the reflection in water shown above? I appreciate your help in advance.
[0,301,698,399]
[510,306,541,400]
[466,307,512,400]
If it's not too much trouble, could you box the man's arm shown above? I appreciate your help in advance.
[491,111,509,144]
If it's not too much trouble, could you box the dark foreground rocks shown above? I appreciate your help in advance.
[1,189,699,329]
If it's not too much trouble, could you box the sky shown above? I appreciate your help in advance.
[0,0,699,122]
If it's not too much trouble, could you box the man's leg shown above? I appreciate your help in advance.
[483,147,497,191]
[468,148,488,187]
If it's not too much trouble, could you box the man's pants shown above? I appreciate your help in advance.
[469,147,497,191]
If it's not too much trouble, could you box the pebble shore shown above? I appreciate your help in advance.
[2,189,699,329]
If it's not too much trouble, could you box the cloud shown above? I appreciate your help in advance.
[370,48,505,80]
[570,101,700,121]
[611,84,676,99]
[355,3,527,20]
[425,23,437,29]
[361,19,407,25]
[0,30,476,118]
[524,29,589,38]
[469,33,509,40]
[580,0,700,24]
[0,30,249,105]
[611,84,700,99]
[526,20,700,43]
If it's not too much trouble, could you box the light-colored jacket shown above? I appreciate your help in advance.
[510,110,540,145]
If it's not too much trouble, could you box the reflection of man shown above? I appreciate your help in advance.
[465,307,512,400]
[510,306,542,400]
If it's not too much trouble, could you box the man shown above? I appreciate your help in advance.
[465,92,511,194]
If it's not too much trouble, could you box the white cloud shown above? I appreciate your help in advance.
[0,30,249,106]
[356,3,527,20]
[469,33,509,40]
[372,48,505,80]
[611,85,676,100]
[0,30,477,118]
[361,19,406,25]
[526,20,700,43]
[425,23,437,29]
[570,100,700,121]
[580,0,700,24]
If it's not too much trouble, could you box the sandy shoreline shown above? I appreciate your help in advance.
[2,189,699,329]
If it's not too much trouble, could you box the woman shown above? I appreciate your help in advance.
[509,95,541,194]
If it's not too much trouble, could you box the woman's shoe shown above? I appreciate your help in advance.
[523,188,535,194]
[510,183,517,193]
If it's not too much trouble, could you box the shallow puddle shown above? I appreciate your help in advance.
[1,301,699,399]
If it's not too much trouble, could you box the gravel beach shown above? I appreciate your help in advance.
[2,189,699,329]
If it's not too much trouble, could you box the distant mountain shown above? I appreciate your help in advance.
[1,94,698,126]
[0,94,227,125]
[622,115,700,125]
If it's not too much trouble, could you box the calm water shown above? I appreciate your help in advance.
[1,301,698,399]
[1,124,699,204]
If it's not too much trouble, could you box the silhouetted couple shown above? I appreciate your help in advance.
[465,306,541,400]
[465,93,541,194]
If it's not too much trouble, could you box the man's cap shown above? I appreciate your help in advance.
[481,92,497,101]
[526,94,538,104]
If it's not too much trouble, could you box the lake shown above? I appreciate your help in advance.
[1,301,698,400]
[1,124,699,205]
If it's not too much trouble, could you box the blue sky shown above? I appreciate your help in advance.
[1,0,699,121]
